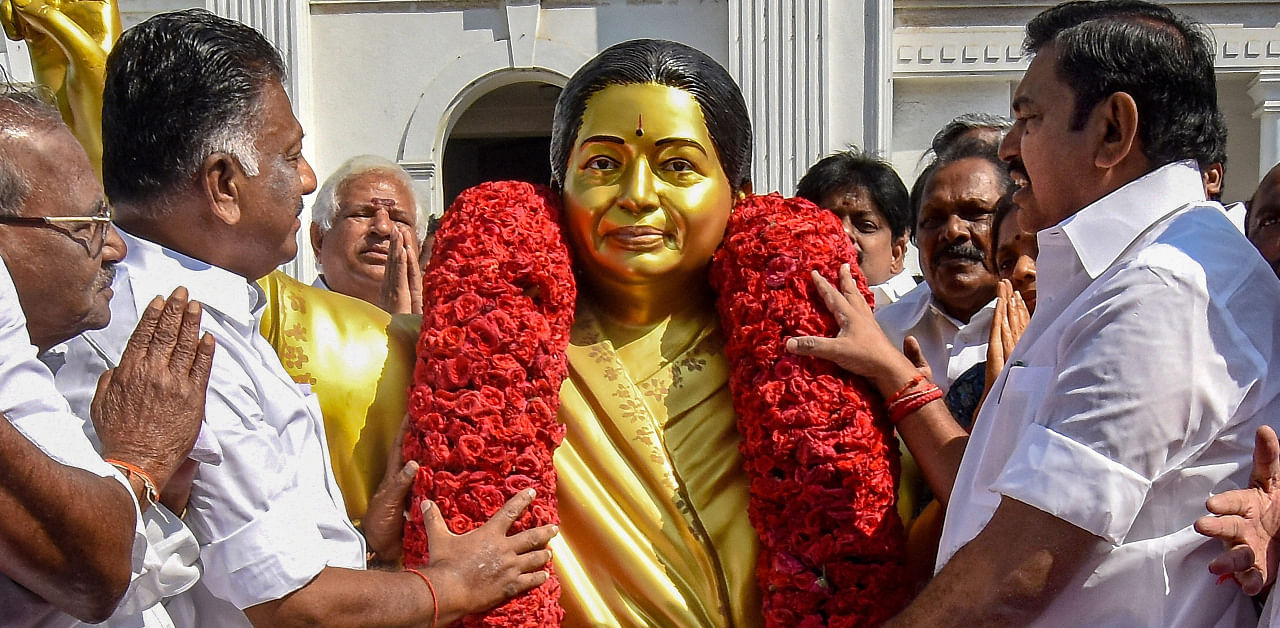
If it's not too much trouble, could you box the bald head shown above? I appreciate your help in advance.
[0,91,70,217]
[1246,163,1280,278]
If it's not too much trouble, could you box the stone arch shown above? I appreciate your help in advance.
[397,38,591,216]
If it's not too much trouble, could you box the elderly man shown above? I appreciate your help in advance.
[875,139,1008,393]
[56,10,555,627]
[0,89,212,627]
[1245,162,1280,277]
[796,149,916,306]
[310,155,424,314]
[791,0,1279,625]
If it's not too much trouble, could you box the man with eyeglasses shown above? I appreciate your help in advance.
[0,88,216,628]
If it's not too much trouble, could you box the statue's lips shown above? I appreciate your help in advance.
[604,226,667,251]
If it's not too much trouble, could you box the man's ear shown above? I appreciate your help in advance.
[310,222,325,257]
[201,152,243,226]
[1094,92,1140,170]
[889,233,909,275]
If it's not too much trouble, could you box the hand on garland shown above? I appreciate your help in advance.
[422,489,558,616]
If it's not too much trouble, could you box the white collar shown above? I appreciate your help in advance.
[118,229,262,328]
[1054,160,1207,279]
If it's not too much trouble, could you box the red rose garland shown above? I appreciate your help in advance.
[710,194,910,627]
[405,185,907,626]
[402,181,574,627]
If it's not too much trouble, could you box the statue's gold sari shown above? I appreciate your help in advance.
[552,303,761,628]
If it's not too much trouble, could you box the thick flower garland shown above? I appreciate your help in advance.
[402,181,574,626]
[710,194,910,627]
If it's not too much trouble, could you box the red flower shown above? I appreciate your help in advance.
[403,182,573,627]
[710,194,910,626]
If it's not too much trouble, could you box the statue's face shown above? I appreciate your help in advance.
[563,82,734,288]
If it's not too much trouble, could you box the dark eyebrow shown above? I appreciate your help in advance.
[580,135,625,145]
[654,137,708,155]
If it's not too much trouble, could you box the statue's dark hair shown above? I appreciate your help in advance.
[1024,0,1224,170]
[102,9,286,213]
[550,39,752,192]
[796,148,912,239]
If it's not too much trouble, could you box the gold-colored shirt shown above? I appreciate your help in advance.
[257,270,416,526]
[553,303,762,628]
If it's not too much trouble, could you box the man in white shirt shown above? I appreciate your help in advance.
[875,139,1010,393]
[795,148,916,307]
[0,89,213,627]
[57,10,556,627]
[790,1,1277,625]
[310,155,424,314]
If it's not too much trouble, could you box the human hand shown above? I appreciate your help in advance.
[363,413,415,565]
[786,264,918,395]
[424,489,557,615]
[93,287,215,491]
[985,280,1029,391]
[378,226,423,315]
[1196,425,1280,596]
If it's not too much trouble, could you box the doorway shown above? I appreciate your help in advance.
[442,81,562,208]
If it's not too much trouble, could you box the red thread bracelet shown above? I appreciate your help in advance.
[885,374,927,406]
[888,384,943,424]
[103,458,159,505]
[406,568,438,628]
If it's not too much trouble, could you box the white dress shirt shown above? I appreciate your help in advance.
[939,161,1280,626]
[57,230,365,627]
[875,281,994,393]
[870,270,918,308]
[0,257,191,628]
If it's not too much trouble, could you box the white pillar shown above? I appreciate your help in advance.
[728,0,891,195]
[208,0,315,280]
[1250,71,1280,180]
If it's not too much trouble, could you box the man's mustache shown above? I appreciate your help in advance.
[934,242,986,266]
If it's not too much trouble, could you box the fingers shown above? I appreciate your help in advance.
[421,499,454,542]
[1195,511,1249,543]
[167,299,204,375]
[122,295,165,359]
[507,524,558,554]
[190,334,216,382]
[512,549,554,574]
[145,288,190,362]
[406,234,424,315]
[483,489,536,535]
[89,367,115,423]
[784,335,840,362]
[1205,490,1259,519]
[506,571,550,599]
[1252,426,1280,491]
[1010,288,1030,333]
[808,270,853,328]
[385,413,411,478]
[903,336,928,371]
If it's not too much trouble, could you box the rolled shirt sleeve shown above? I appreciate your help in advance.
[990,261,1263,544]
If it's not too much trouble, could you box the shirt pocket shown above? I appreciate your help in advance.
[997,365,1054,425]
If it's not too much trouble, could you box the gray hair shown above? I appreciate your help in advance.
[929,112,1013,157]
[0,87,70,218]
[311,155,423,238]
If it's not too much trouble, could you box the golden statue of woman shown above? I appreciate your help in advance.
[544,40,762,627]
[0,0,118,175]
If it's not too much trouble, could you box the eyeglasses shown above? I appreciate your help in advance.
[0,204,113,256]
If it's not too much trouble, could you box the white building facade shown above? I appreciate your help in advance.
[3,0,1276,281]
